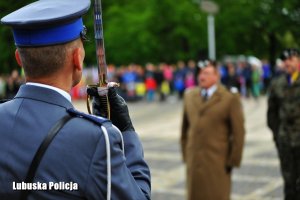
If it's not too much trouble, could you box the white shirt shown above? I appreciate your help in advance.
[201,84,217,99]
[26,82,72,102]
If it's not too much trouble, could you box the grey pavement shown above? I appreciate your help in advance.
[74,96,283,200]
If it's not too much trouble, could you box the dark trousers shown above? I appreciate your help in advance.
[277,137,300,200]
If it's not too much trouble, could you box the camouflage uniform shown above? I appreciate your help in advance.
[267,74,300,200]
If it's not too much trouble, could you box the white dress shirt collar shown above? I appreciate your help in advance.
[26,82,72,102]
[201,84,218,99]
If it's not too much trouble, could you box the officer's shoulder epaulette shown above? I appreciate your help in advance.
[67,108,110,126]
[185,87,198,96]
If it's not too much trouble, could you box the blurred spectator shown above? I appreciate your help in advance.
[261,59,272,93]
[273,58,285,77]
[71,78,86,100]
[186,60,197,88]
[122,64,137,101]
[145,63,157,102]
[174,61,187,99]
[135,65,146,100]
[220,62,229,85]
[251,64,261,99]
[154,64,165,101]
[241,61,252,98]
[107,64,118,82]
[5,69,21,99]
[0,75,5,99]
[226,62,240,92]
[167,64,176,93]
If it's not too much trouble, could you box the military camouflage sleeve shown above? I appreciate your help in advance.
[267,80,280,142]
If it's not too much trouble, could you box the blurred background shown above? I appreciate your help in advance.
[1,0,298,99]
[1,0,299,199]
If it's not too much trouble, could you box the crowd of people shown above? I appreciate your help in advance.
[2,1,300,200]
[0,57,279,103]
[0,69,24,100]
[71,57,275,102]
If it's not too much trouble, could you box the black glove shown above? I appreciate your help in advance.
[108,87,135,132]
[88,86,134,132]
[87,87,107,117]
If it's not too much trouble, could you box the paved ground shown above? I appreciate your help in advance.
[74,96,283,200]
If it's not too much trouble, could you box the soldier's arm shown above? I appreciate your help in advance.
[227,95,245,168]
[267,80,280,142]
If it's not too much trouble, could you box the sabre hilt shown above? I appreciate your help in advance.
[86,82,120,119]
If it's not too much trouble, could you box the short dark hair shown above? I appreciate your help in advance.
[17,43,69,78]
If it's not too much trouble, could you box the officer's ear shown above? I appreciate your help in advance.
[73,47,84,72]
[15,49,23,68]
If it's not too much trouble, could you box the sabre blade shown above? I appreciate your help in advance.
[93,0,107,86]
[86,0,110,118]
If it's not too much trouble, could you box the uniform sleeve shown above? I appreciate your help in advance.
[181,92,189,163]
[267,80,280,142]
[227,95,245,167]
[85,125,151,200]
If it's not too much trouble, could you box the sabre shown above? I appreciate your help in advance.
[87,0,118,118]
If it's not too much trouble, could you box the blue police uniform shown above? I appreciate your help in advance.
[0,0,151,199]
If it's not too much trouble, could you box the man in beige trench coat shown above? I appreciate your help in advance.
[181,60,245,200]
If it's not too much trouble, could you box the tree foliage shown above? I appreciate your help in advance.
[1,0,300,73]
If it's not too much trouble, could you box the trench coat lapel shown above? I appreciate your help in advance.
[191,85,223,115]
[203,86,222,109]
[190,87,206,113]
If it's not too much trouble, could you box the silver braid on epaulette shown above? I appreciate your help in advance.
[100,126,111,200]
[112,125,125,155]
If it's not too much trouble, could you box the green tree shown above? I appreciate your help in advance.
[0,0,34,74]
[2,0,300,74]
[213,0,300,68]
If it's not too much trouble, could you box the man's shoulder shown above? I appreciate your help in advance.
[67,108,110,126]
[218,84,235,96]
[66,108,114,138]
[217,85,242,105]
[271,74,287,86]
[0,99,11,104]
[54,109,117,156]
[184,86,199,97]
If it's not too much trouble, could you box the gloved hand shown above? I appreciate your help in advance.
[88,86,135,132]
[108,87,135,132]
[87,87,106,117]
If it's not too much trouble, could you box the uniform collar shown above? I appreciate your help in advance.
[26,82,72,103]
[14,84,73,109]
[201,84,218,99]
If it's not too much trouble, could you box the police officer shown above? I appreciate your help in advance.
[0,0,151,199]
[267,48,300,200]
